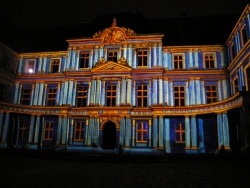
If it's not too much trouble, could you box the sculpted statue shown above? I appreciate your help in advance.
[117,56,128,65]
[95,57,106,67]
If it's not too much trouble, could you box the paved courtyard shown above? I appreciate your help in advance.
[0,150,250,187]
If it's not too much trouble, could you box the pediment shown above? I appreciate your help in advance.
[91,61,132,72]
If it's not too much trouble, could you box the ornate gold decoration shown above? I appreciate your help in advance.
[93,18,136,44]
[93,56,131,70]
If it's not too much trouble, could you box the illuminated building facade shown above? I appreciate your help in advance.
[0,5,250,154]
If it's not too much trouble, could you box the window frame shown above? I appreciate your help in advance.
[136,84,148,107]
[107,50,118,62]
[105,83,117,107]
[25,59,36,73]
[206,85,217,103]
[240,24,248,46]
[79,51,90,69]
[136,120,148,143]
[174,86,185,106]
[46,86,57,106]
[203,53,216,69]
[20,86,32,105]
[175,122,185,143]
[50,58,61,73]
[73,120,86,142]
[173,53,185,69]
[43,121,53,140]
[137,49,148,67]
[76,84,88,107]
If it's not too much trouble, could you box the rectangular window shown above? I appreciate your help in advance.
[241,25,248,46]
[50,59,60,73]
[174,86,185,106]
[43,121,53,140]
[204,54,215,68]
[137,84,147,107]
[231,43,236,60]
[20,87,32,105]
[25,59,36,73]
[234,78,239,94]
[19,121,27,138]
[137,50,148,67]
[0,83,5,101]
[136,121,148,142]
[106,84,116,106]
[46,87,57,106]
[107,50,118,62]
[79,52,89,68]
[74,120,86,142]
[173,54,184,69]
[206,85,217,103]
[175,122,185,143]
[76,85,88,107]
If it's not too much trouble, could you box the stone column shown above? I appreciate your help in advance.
[13,82,19,104]
[164,117,171,153]
[131,119,135,147]
[152,78,158,105]
[119,117,125,146]
[18,58,23,75]
[191,115,198,151]
[158,78,163,105]
[57,116,62,145]
[185,116,191,150]
[153,44,157,67]
[148,119,152,147]
[132,81,136,106]
[121,77,126,105]
[28,115,35,143]
[222,112,230,150]
[1,112,10,144]
[42,83,47,106]
[85,119,89,146]
[34,115,41,145]
[217,113,224,148]
[96,78,101,106]
[101,80,105,106]
[197,117,205,153]
[116,80,121,106]
[30,84,35,106]
[61,116,68,145]
[159,116,164,148]
[125,118,131,148]
[158,44,162,67]
[0,111,3,138]
[126,77,132,105]
[87,81,91,106]
[153,116,158,148]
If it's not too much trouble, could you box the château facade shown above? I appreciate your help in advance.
[0,5,250,154]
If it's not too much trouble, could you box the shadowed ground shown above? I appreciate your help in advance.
[0,150,249,187]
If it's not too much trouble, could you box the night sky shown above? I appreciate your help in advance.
[0,0,249,52]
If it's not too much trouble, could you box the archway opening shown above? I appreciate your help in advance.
[102,121,116,150]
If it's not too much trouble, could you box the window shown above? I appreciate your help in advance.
[233,78,239,94]
[174,86,185,106]
[76,85,88,107]
[107,50,118,62]
[137,50,148,67]
[0,83,5,101]
[25,59,36,73]
[43,121,53,140]
[241,25,248,46]
[246,67,250,91]
[204,54,215,68]
[46,87,57,106]
[50,59,60,73]
[206,85,217,103]
[137,84,147,107]
[79,52,89,68]
[136,121,148,142]
[20,87,32,105]
[173,54,184,69]
[74,120,86,142]
[106,84,116,106]
[19,121,27,138]
[231,43,236,60]
[175,122,185,143]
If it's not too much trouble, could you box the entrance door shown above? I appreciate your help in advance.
[102,121,116,150]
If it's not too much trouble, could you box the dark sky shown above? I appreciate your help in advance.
[0,0,249,52]
[0,0,248,28]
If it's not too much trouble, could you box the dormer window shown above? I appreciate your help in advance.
[107,50,118,62]
[25,59,36,73]
[50,58,60,73]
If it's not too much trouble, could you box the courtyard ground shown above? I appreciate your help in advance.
[0,149,250,187]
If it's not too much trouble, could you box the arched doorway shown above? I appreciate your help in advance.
[102,121,116,150]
